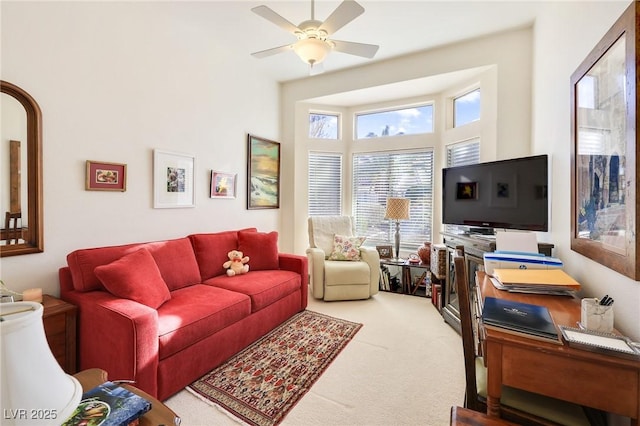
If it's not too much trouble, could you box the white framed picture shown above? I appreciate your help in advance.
[153,149,195,208]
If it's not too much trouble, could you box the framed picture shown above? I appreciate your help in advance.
[376,245,393,259]
[210,171,236,199]
[489,173,517,208]
[570,2,639,280]
[85,160,126,191]
[456,182,477,200]
[153,149,195,208]
[247,134,280,209]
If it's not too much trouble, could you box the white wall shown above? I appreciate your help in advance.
[532,1,639,342]
[0,2,282,296]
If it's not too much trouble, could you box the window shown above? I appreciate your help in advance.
[445,139,480,232]
[355,104,433,139]
[308,152,343,216]
[352,150,433,250]
[446,138,480,167]
[454,89,480,127]
[309,113,339,139]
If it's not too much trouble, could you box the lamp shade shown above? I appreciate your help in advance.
[385,197,410,220]
[293,38,331,65]
[0,302,82,425]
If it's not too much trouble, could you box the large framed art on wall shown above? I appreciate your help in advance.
[247,134,280,209]
[570,2,639,280]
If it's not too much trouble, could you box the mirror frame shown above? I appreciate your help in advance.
[1,80,43,256]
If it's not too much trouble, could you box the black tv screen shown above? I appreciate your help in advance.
[442,155,548,232]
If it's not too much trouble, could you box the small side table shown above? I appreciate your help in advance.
[42,294,77,374]
[74,368,181,426]
[380,259,431,296]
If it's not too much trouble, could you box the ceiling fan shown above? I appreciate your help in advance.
[250,0,379,73]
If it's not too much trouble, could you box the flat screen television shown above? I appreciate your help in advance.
[442,154,548,232]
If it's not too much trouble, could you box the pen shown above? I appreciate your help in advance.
[599,295,614,306]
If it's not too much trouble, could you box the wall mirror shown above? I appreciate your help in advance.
[1,80,43,256]
[570,2,639,280]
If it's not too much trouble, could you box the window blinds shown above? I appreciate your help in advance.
[447,138,480,167]
[352,150,434,249]
[308,152,343,216]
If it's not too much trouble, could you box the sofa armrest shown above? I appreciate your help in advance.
[305,247,326,299]
[360,247,380,296]
[59,268,160,397]
[278,253,308,309]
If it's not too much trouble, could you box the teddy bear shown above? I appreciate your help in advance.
[223,250,250,276]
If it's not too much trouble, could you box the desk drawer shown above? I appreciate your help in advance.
[501,345,639,417]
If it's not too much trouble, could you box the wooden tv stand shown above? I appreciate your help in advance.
[440,232,554,333]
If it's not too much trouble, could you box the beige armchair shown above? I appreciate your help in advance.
[306,216,380,301]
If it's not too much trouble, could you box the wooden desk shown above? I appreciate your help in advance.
[476,271,640,425]
[74,368,181,426]
[450,406,517,425]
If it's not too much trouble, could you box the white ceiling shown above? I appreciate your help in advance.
[206,0,544,105]
[238,0,543,82]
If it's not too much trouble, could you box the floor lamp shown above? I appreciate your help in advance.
[385,197,410,263]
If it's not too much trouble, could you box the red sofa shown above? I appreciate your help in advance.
[59,228,308,400]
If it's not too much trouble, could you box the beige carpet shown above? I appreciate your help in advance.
[165,291,466,425]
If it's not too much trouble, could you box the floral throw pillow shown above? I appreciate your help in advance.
[328,234,366,261]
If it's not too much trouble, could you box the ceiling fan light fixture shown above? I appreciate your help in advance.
[293,38,331,65]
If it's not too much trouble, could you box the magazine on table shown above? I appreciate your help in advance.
[481,296,560,343]
[62,381,152,426]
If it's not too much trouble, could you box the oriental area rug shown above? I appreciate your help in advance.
[187,310,363,426]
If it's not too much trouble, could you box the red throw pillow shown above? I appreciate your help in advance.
[94,248,171,309]
[237,230,279,271]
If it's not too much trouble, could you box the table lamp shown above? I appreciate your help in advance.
[0,301,83,425]
[385,197,410,262]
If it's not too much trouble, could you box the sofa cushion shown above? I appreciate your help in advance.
[189,228,257,281]
[204,270,300,312]
[327,234,366,261]
[157,284,251,360]
[237,230,279,271]
[144,238,201,291]
[67,237,201,292]
[94,248,171,309]
[67,242,144,292]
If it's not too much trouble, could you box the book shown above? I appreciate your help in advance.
[492,268,581,291]
[62,381,152,426]
[559,326,640,360]
[481,296,560,343]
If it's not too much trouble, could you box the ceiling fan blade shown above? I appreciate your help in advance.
[251,5,300,34]
[318,0,364,35]
[251,44,294,59]
[331,40,379,58]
